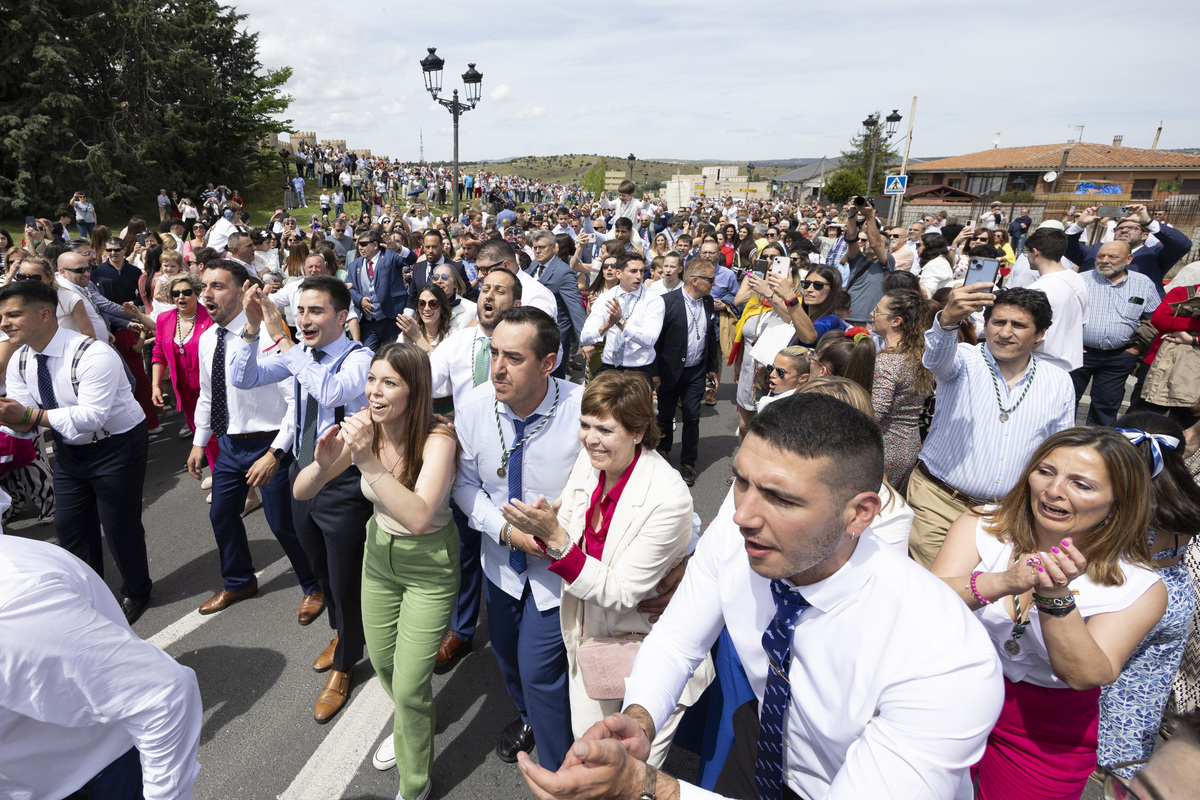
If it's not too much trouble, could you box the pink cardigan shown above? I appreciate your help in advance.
[151,305,214,407]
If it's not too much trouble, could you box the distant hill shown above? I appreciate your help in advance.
[432,154,805,185]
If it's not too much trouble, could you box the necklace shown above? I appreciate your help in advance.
[492,380,560,478]
[684,294,703,341]
[1005,553,1029,655]
[982,343,1037,423]
[380,446,402,476]
[175,311,196,349]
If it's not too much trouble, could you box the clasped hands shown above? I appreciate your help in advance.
[517,713,656,800]
[500,495,564,560]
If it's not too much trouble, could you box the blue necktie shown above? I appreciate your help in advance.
[755,580,809,800]
[35,354,57,410]
[211,328,229,436]
[507,413,540,574]
[611,293,630,367]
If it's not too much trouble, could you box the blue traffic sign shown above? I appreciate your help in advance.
[884,175,908,195]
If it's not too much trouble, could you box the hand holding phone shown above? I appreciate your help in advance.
[964,257,1001,292]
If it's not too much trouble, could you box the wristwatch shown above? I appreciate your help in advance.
[269,447,284,461]
[638,765,657,800]
[785,296,800,308]
[241,325,260,342]
[545,540,573,560]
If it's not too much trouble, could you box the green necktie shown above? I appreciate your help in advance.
[473,336,490,387]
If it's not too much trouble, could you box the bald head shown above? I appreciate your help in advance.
[57,251,91,287]
[1095,240,1133,280]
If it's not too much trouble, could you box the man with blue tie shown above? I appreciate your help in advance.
[526,229,586,380]
[516,394,1003,800]
[580,252,664,382]
[348,230,407,349]
[186,260,322,624]
[0,280,152,623]
[452,306,582,769]
[232,274,374,723]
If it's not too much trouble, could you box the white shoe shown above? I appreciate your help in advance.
[201,476,213,490]
[373,734,396,770]
[147,426,164,435]
[206,493,212,504]
[178,426,192,439]
[396,780,431,800]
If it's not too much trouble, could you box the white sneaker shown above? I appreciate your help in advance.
[177,426,192,439]
[200,476,213,490]
[396,780,431,800]
[373,735,396,771]
[147,426,164,435]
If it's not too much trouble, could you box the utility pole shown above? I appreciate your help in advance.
[890,97,918,227]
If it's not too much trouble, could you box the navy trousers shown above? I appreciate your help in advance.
[69,747,142,800]
[210,434,318,594]
[360,317,398,352]
[289,461,373,672]
[53,423,151,601]
[656,363,706,468]
[485,578,573,770]
[449,499,482,641]
[1070,347,1140,427]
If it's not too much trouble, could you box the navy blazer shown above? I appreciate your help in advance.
[408,256,472,308]
[347,246,408,319]
[1067,223,1193,296]
[529,255,587,339]
[654,289,718,388]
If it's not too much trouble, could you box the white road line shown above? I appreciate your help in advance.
[147,555,293,651]
[278,677,392,800]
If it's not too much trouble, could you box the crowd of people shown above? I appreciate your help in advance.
[3,168,1200,800]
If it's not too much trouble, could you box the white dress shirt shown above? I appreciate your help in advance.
[451,378,583,611]
[918,315,1075,500]
[429,326,493,410]
[4,327,144,445]
[206,215,239,255]
[1029,268,1088,372]
[681,289,709,368]
[625,513,1004,800]
[514,269,559,318]
[647,280,683,298]
[579,284,664,368]
[192,311,293,453]
[229,332,371,458]
[0,536,202,800]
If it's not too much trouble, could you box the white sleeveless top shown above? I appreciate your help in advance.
[972,516,1160,688]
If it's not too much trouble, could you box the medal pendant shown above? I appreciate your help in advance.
[999,412,1010,423]
[497,466,506,478]
[1004,639,1021,655]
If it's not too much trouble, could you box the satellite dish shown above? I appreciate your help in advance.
[1043,170,1058,183]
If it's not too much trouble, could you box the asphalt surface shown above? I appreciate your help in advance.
[8,363,1112,800]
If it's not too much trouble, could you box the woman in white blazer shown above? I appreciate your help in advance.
[503,370,713,767]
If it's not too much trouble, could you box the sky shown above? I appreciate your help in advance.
[235,0,1200,165]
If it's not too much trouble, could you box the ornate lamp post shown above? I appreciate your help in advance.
[420,47,483,219]
[863,108,902,197]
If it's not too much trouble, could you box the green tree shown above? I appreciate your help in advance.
[0,0,292,216]
[837,116,900,198]
[823,170,865,205]
[582,156,607,197]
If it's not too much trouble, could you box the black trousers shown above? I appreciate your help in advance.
[54,423,151,601]
[595,362,655,384]
[1070,346,1139,427]
[289,461,373,672]
[656,363,706,468]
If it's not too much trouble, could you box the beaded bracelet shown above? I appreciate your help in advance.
[969,571,991,605]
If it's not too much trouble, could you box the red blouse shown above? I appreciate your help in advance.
[549,447,642,583]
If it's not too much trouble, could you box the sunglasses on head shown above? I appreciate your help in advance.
[418,298,440,310]
[171,288,194,298]
[800,279,829,290]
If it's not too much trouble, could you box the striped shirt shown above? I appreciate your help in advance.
[1080,268,1161,350]
[918,316,1075,500]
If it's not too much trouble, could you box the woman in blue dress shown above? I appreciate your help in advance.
[1099,411,1200,777]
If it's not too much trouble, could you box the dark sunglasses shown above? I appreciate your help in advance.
[63,266,93,274]
[973,236,989,241]
[692,274,715,283]
[106,248,123,253]
[170,288,195,298]
[800,279,829,290]
[773,366,794,378]
[886,234,902,239]
[356,241,372,247]
[417,298,440,310]
[13,272,43,281]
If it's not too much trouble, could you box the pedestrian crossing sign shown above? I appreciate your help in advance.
[884,175,907,195]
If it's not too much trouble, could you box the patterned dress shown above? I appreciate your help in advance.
[870,352,928,494]
[1098,533,1197,777]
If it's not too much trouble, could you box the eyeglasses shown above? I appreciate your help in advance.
[63,266,93,274]
[417,298,440,310]
[800,279,829,290]
[886,234,903,239]
[475,260,502,274]
[186,259,198,266]
[973,236,989,241]
[12,272,42,281]
[356,241,373,247]
[692,274,715,283]
[106,248,123,253]
[170,288,195,298]
[531,243,554,251]
[870,306,893,318]
[1114,225,1143,234]
[602,260,618,268]
[772,366,794,379]
[192,225,205,231]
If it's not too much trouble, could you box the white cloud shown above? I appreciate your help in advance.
[514,107,546,121]
[490,84,510,101]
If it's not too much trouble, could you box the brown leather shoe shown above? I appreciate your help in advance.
[198,579,259,615]
[435,630,472,665]
[313,637,338,672]
[314,667,354,724]
[298,591,325,625]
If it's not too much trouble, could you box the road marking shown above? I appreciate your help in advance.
[147,555,293,651]
[278,677,392,800]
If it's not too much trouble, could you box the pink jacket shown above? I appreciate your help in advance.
[151,305,214,407]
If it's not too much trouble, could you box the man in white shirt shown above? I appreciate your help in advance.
[186,260,322,623]
[1026,227,1087,373]
[476,237,558,319]
[452,306,583,770]
[0,280,152,623]
[581,252,664,380]
[0,535,202,800]
[518,393,1003,800]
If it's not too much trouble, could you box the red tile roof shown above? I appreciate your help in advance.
[907,142,1200,172]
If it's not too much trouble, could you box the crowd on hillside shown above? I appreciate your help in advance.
[3,163,1200,800]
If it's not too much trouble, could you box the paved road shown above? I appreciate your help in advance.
[8,363,1110,800]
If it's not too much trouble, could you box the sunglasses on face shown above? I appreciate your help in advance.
[418,298,440,310]
[773,366,794,378]
[800,279,829,290]
[973,236,989,241]
[692,274,715,283]
[171,288,194,298]
[106,248,123,254]
[13,272,42,281]
[886,234,902,239]
[63,266,93,274]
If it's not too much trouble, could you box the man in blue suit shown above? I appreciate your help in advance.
[347,229,407,349]
[408,230,472,307]
[1066,203,1193,297]
[526,229,586,379]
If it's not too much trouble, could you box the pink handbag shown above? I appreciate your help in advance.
[575,597,646,701]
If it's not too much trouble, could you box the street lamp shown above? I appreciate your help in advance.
[627,153,636,182]
[746,161,755,203]
[420,47,483,219]
[863,108,902,199]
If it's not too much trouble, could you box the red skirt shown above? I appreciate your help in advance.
[972,677,1100,800]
